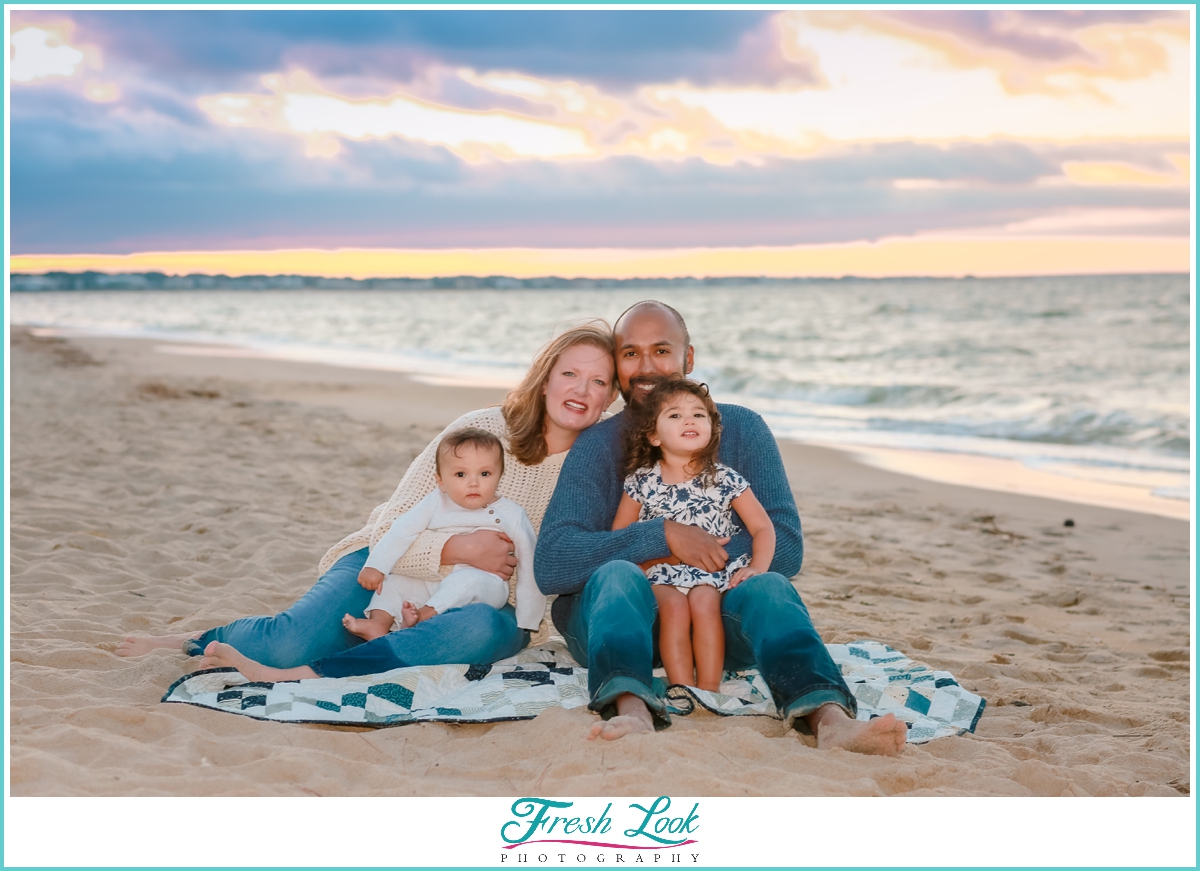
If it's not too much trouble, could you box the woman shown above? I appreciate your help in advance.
[117,322,617,680]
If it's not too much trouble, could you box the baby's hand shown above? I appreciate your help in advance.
[729,566,763,588]
[357,567,385,591]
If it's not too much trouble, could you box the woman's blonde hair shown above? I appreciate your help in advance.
[502,320,615,465]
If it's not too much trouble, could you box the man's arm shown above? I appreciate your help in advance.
[718,405,804,578]
[534,416,672,596]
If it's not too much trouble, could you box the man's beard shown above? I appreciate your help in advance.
[621,374,671,410]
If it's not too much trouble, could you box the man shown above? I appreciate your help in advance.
[535,301,907,755]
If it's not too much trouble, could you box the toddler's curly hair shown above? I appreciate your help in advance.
[623,378,721,486]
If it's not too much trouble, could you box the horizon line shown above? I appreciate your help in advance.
[9,235,1190,281]
[8,269,1192,285]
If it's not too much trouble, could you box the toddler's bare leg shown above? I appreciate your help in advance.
[652,585,694,687]
[342,609,395,641]
[688,586,725,692]
[116,631,203,657]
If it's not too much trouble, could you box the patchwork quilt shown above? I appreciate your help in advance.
[162,639,985,744]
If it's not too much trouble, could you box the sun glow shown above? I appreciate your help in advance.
[11,236,1188,282]
[10,26,84,82]
[200,72,595,161]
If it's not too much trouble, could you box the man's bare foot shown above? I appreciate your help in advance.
[342,613,389,641]
[588,714,656,741]
[400,601,421,628]
[197,641,317,682]
[809,705,907,756]
[116,631,201,657]
[587,692,656,741]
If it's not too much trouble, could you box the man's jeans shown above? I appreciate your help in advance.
[558,560,857,727]
[186,548,528,677]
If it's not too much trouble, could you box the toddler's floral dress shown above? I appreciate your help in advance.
[623,462,751,592]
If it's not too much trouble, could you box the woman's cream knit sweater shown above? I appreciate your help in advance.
[319,407,568,637]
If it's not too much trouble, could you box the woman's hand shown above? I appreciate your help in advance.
[441,530,518,580]
[358,567,386,591]
[728,566,763,588]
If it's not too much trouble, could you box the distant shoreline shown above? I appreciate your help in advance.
[8,270,1189,291]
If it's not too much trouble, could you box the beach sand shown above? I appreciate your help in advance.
[8,327,1192,798]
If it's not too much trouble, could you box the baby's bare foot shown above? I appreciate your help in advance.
[400,601,421,628]
[812,707,907,756]
[342,613,388,641]
[115,632,201,657]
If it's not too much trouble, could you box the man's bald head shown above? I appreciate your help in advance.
[612,300,695,407]
[614,300,690,347]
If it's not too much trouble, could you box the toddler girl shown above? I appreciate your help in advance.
[612,379,775,692]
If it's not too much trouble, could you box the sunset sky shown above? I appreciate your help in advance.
[8,8,1193,278]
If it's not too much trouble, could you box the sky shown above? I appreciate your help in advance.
[7,8,1193,278]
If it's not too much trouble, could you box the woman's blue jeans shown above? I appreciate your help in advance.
[559,560,857,727]
[187,548,528,677]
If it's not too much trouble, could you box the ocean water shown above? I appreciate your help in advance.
[9,274,1192,500]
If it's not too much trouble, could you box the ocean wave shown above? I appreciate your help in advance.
[10,274,1190,491]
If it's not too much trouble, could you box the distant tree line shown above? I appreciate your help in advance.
[9,271,878,292]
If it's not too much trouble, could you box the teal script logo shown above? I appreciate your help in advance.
[501,796,699,850]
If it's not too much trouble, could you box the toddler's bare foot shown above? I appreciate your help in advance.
[116,631,201,657]
[342,613,389,641]
[811,706,907,756]
[400,601,422,628]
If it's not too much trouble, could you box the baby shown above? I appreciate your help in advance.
[343,427,544,639]
[612,379,775,692]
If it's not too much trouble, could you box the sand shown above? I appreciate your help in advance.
[7,327,1192,803]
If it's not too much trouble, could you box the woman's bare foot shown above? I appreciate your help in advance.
[342,613,390,641]
[198,641,317,682]
[115,631,201,657]
[808,704,907,756]
[587,693,656,741]
[400,601,422,628]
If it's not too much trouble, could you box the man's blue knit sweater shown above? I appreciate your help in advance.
[534,403,804,602]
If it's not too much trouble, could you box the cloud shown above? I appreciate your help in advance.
[48,10,808,90]
[16,10,1190,169]
[652,14,1189,146]
[810,9,1190,96]
[198,67,827,165]
[10,26,86,82]
[11,127,1188,256]
[8,10,1191,260]
[996,207,1190,237]
[10,21,126,108]
[1061,159,1190,187]
[199,72,596,161]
